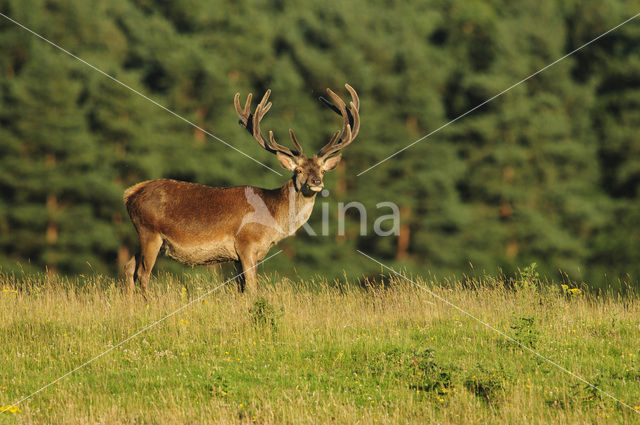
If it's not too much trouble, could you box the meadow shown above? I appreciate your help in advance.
[0,270,639,424]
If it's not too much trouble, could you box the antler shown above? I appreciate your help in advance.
[234,90,302,158]
[317,84,360,161]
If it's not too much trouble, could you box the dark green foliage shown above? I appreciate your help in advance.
[249,297,279,329]
[515,262,541,291]
[544,374,610,410]
[463,370,507,404]
[572,376,605,407]
[0,0,639,287]
[405,348,453,394]
[206,374,231,399]
[509,316,539,349]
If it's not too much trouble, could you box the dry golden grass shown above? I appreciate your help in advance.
[0,271,639,424]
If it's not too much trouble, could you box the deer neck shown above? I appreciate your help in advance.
[276,179,317,235]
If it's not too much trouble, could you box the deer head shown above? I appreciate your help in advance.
[234,84,360,197]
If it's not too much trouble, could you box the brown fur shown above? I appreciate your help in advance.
[124,177,319,297]
[125,86,359,297]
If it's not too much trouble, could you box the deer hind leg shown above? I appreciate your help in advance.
[124,255,137,295]
[136,229,163,299]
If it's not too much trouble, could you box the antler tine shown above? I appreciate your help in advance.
[320,123,352,159]
[251,99,270,151]
[316,89,348,158]
[327,88,350,142]
[317,130,341,158]
[344,84,360,139]
[345,84,359,110]
[325,130,341,150]
[255,89,271,120]
[244,92,253,113]
[268,131,296,157]
[317,85,360,160]
[348,101,360,140]
[233,93,243,118]
[235,89,301,159]
[234,92,253,128]
[289,129,303,156]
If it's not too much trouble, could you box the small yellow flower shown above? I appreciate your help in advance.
[180,320,190,325]
[0,405,21,413]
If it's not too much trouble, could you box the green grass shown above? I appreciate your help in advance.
[0,271,639,424]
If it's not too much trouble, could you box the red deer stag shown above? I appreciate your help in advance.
[123,85,360,297]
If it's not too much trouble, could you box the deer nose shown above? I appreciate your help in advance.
[310,177,322,186]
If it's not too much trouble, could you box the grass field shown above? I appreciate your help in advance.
[1,270,639,424]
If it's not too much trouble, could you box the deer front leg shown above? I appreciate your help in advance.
[240,256,259,295]
[235,246,258,295]
[233,261,247,293]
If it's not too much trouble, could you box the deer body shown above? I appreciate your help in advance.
[124,178,314,260]
[124,85,359,297]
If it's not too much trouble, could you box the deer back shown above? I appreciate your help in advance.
[124,179,283,245]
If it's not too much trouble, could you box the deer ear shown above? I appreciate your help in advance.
[322,154,342,171]
[276,152,297,171]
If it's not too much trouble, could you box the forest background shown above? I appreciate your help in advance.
[1,0,639,289]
